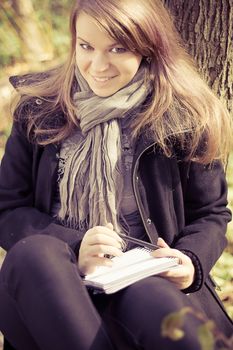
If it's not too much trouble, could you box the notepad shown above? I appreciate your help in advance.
[83,247,180,294]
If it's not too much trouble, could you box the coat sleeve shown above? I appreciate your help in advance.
[0,122,83,252]
[174,160,232,289]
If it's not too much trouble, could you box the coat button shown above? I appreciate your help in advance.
[147,218,152,224]
[35,98,43,105]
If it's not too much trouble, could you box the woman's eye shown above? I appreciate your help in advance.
[111,47,127,54]
[79,43,92,50]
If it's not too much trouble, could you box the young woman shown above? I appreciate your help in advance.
[0,0,232,349]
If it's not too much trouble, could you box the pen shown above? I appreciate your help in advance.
[119,233,160,250]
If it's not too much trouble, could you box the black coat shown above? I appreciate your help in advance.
[0,77,233,338]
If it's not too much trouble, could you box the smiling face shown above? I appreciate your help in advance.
[75,12,142,97]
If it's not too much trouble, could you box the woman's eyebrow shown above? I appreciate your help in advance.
[77,36,90,43]
[77,36,119,47]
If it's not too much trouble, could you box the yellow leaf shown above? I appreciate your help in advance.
[161,308,191,341]
[197,321,215,350]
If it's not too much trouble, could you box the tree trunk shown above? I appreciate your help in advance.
[10,0,54,62]
[163,0,233,113]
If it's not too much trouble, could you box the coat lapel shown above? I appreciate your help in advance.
[34,144,58,213]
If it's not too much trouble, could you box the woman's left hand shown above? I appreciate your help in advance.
[151,238,195,290]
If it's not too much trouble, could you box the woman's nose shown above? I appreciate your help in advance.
[90,52,110,72]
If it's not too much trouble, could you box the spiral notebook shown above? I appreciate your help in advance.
[83,247,180,294]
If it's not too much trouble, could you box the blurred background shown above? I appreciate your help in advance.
[0,0,232,346]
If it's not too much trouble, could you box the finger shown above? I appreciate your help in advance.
[151,247,174,258]
[92,256,114,267]
[87,244,124,258]
[105,223,123,244]
[157,237,169,248]
[85,233,123,249]
[158,265,192,282]
[158,271,192,290]
[104,224,124,245]
[158,265,184,278]
[87,226,123,244]
[151,247,184,264]
[157,267,188,284]
[106,222,114,230]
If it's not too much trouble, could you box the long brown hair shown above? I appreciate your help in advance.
[14,0,232,164]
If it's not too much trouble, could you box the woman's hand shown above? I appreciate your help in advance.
[151,238,195,290]
[78,223,123,276]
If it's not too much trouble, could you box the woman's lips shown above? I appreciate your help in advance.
[91,75,116,82]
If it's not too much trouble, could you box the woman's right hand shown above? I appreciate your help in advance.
[78,223,123,276]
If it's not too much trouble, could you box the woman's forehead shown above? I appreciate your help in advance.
[76,12,119,45]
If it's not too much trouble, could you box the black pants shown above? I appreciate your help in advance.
[0,235,203,350]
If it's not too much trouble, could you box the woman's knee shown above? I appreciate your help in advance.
[0,235,76,288]
[104,277,202,349]
[112,276,189,321]
[125,276,183,302]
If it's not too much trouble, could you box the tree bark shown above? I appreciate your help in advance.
[163,0,233,113]
[10,0,54,62]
